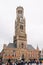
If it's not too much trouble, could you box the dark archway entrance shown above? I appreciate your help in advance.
[21,54,25,61]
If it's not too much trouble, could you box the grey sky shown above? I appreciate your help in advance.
[0,0,43,52]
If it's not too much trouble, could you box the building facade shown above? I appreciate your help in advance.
[2,6,40,61]
[41,49,43,58]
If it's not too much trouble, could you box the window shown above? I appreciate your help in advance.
[20,25,23,30]
[20,18,23,22]
[5,54,7,56]
[21,43,24,48]
[14,52,16,57]
[12,54,14,57]
[18,10,22,14]
[21,54,24,60]
[13,50,15,52]
[15,53,16,57]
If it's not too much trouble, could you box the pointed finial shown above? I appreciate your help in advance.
[37,44,39,50]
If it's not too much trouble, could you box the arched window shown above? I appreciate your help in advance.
[20,25,23,30]
[21,54,25,61]
[21,43,24,48]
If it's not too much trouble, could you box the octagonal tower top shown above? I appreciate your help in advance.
[16,6,24,18]
[16,6,23,10]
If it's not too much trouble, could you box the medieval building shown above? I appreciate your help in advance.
[2,6,40,61]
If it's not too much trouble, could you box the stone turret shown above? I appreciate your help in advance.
[3,44,7,49]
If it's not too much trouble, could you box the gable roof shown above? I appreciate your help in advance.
[7,43,35,50]
[7,43,15,48]
[27,44,35,50]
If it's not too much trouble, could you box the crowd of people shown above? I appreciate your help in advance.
[0,58,42,65]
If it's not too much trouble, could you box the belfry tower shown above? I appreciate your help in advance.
[13,6,27,49]
[2,6,39,61]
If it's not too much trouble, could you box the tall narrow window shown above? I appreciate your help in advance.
[20,25,23,30]
[21,43,24,48]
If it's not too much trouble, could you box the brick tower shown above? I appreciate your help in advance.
[13,6,27,49]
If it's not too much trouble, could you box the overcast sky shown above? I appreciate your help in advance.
[0,0,43,52]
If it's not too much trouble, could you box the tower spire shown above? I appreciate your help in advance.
[37,44,39,50]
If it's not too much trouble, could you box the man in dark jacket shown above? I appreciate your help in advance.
[0,59,2,65]
[7,59,12,65]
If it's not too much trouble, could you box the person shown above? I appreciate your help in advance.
[12,61,15,65]
[25,62,27,65]
[7,59,12,65]
[12,61,17,65]
[0,58,2,65]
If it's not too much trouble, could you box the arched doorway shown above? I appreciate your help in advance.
[21,54,25,61]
